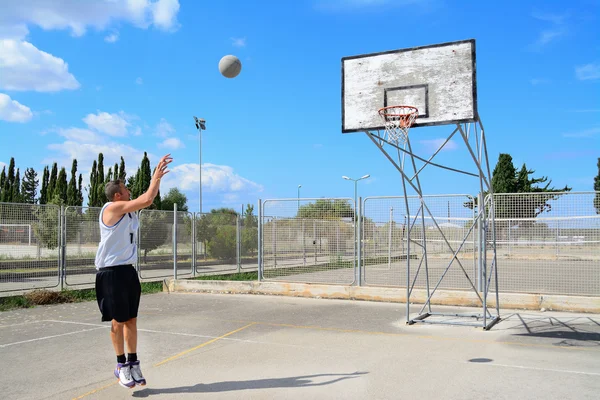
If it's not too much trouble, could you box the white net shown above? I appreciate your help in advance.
[378,106,418,145]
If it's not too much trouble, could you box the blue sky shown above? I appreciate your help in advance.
[0,0,598,213]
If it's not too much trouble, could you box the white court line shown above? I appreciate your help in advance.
[41,320,315,349]
[471,362,600,377]
[0,327,106,348]
[42,319,107,328]
[0,320,43,328]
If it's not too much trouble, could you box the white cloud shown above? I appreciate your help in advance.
[83,111,131,137]
[562,127,600,138]
[135,77,143,85]
[231,37,246,47]
[151,0,181,31]
[161,163,263,194]
[529,11,568,50]
[419,138,458,152]
[0,0,181,41]
[0,39,80,92]
[104,32,119,43]
[159,137,184,149]
[46,140,157,177]
[0,93,33,122]
[575,63,600,81]
[155,118,175,137]
[56,127,103,143]
[531,11,568,25]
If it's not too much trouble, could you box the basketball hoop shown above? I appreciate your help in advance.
[377,106,419,145]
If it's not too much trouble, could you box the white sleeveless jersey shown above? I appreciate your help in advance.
[95,202,139,269]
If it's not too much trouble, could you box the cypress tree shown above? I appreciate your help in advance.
[55,167,68,204]
[95,153,105,204]
[88,160,97,207]
[12,168,21,203]
[47,163,58,202]
[21,168,38,204]
[0,166,6,202]
[39,166,49,204]
[67,160,79,206]
[119,156,126,181]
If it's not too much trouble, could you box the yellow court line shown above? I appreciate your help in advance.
[154,322,256,367]
[73,322,255,399]
[72,381,117,400]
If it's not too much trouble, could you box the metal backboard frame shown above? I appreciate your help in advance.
[342,39,478,133]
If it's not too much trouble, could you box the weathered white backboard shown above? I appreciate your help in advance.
[342,39,478,133]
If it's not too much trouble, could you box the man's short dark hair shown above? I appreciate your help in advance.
[105,180,123,201]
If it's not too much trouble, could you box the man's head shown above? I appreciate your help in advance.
[105,180,130,202]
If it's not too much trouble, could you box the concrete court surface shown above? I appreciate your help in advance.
[0,292,599,400]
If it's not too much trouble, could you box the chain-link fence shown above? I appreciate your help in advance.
[361,195,476,290]
[0,203,61,293]
[194,211,240,274]
[490,192,600,296]
[1,192,599,297]
[64,206,100,286]
[261,198,356,285]
[0,204,260,294]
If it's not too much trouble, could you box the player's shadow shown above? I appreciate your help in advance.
[131,372,368,397]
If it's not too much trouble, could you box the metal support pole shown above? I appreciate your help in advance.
[257,199,262,281]
[60,205,65,290]
[357,196,362,286]
[173,203,178,280]
[237,215,241,273]
[192,213,196,277]
[388,207,393,269]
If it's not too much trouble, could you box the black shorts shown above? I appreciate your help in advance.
[95,265,141,323]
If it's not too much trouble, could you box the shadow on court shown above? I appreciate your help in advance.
[499,313,600,347]
[132,372,368,397]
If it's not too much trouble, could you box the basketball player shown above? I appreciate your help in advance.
[94,154,173,388]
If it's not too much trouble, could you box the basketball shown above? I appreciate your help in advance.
[218,55,242,78]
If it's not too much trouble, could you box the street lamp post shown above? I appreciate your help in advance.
[297,185,301,209]
[342,174,370,284]
[193,116,206,214]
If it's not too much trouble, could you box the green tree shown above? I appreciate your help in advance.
[11,168,21,203]
[2,158,16,202]
[54,167,68,204]
[491,153,518,194]
[297,199,354,219]
[241,204,258,256]
[133,152,167,260]
[67,160,79,206]
[594,158,600,215]
[77,173,84,206]
[161,187,188,211]
[21,167,38,204]
[87,159,98,207]
[39,166,49,204]
[32,193,63,250]
[47,162,58,202]
[0,166,5,201]
[118,156,126,180]
[95,153,105,204]
[202,208,238,260]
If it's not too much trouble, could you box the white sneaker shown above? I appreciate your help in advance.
[114,362,135,388]
[129,360,147,386]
